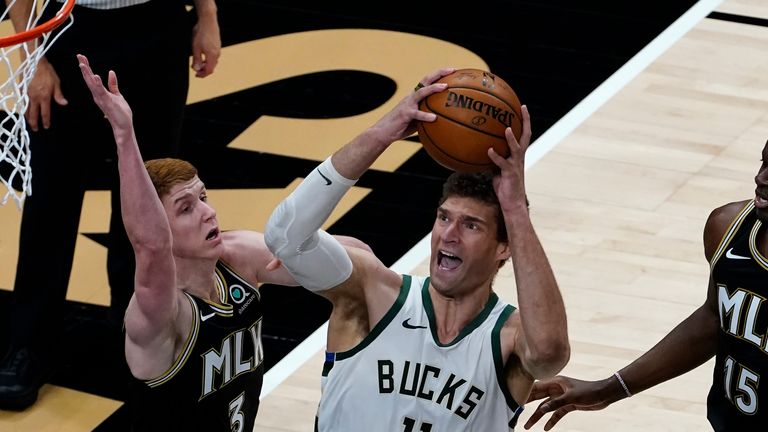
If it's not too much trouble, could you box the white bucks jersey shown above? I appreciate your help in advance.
[316,275,523,432]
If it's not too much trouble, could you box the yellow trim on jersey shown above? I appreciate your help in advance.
[218,259,255,288]
[217,259,261,302]
[710,201,755,270]
[749,220,768,271]
[202,270,233,316]
[146,293,201,388]
[198,261,259,318]
[214,269,228,305]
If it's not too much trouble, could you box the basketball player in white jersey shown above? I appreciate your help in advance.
[76,55,370,430]
[524,141,768,431]
[265,68,570,431]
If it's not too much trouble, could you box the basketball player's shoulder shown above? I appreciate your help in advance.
[705,200,753,237]
[220,229,265,251]
[704,200,753,258]
[220,230,269,261]
[348,246,401,290]
[710,199,752,222]
[502,306,520,326]
[499,306,521,340]
[492,306,522,366]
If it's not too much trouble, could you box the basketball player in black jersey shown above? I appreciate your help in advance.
[76,55,367,430]
[525,140,768,431]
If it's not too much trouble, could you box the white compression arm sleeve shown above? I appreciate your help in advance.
[264,157,356,292]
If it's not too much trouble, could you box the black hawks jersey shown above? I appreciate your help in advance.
[130,260,264,431]
[707,201,768,431]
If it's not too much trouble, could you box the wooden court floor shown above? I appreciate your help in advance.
[0,0,767,430]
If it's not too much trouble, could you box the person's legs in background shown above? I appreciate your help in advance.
[0,123,88,409]
[0,1,191,409]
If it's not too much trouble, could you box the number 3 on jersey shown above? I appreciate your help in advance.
[723,356,759,414]
[402,416,433,432]
[229,392,246,432]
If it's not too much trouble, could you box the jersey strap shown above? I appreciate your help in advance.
[145,293,201,388]
[491,304,523,425]
[323,275,414,376]
[710,201,755,270]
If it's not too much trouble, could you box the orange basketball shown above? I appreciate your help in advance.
[417,69,522,173]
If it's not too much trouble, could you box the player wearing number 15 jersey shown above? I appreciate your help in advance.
[265,68,570,431]
[524,140,768,432]
[706,199,768,430]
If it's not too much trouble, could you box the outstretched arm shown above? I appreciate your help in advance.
[77,55,177,353]
[523,293,719,430]
[490,108,569,379]
[221,230,373,288]
[523,203,737,430]
[265,68,454,297]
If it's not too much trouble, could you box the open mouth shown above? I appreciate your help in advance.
[206,227,220,241]
[437,250,462,270]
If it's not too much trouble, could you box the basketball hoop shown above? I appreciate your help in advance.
[0,0,75,208]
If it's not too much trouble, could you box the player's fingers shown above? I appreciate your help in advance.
[413,82,447,107]
[204,51,220,75]
[537,393,571,413]
[265,258,282,271]
[53,85,68,107]
[414,110,437,123]
[77,57,101,92]
[505,127,519,150]
[416,81,447,97]
[418,67,455,88]
[522,400,550,429]
[519,105,532,148]
[544,406,574,431]
[191,50,204,75]
[76,54,90,70]
[527,385,557,403]
[76,55,93,82]
[39,98,51,130]
[25,102,39,132]
[487,147,507,167]
[108,70,120,94]
[198,64,213,78]
[82,72,103,95]
[199,60,217,78]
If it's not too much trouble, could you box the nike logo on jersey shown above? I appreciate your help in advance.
[726,248,750,260]
[317,169,332,185]
[201,312,216,321]
[402,318,427,329]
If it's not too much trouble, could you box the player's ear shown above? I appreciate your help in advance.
[496,241,511,262]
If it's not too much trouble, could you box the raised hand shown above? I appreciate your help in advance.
[368,67,455,145]
[488,105,531,210]
[76,54,133,133]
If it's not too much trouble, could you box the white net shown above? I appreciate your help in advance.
[0,0,74,208]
